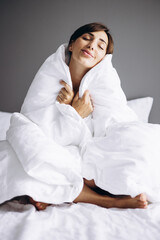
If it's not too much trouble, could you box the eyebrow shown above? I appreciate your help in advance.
[87,32,107,45]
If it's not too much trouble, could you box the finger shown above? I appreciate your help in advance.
[59,90,70,101]
[56,95,63,103]
[89,102,94,112]
[89,94,93,101]
[82,90,90,101]
[91,100,94,109]
[73,91,79,101]
[60,80,72,93]
[90,97,94,108]
[60,88,68,99]
[83,90,89,97]
[58,91,65,100]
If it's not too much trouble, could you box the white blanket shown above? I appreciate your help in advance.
[1,43,160,204]
[82,121,160,202]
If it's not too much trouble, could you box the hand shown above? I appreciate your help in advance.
[56,80,74,105]
[72,90,94,118]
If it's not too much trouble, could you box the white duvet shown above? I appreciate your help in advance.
[1,43,160,205]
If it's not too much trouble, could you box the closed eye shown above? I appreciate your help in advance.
[82,37,90,40]
[99,46,104,50]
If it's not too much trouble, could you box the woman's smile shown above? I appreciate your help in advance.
[81,49,94,58]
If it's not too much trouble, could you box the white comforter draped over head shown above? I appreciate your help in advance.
[20,43,138,140]
[1,43,160,204]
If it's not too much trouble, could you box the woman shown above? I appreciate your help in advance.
[28,22,148,210]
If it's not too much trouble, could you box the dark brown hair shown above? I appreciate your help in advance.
[68,22,114,54]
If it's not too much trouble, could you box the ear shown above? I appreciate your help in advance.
[69,43,72,52]
[69,45,72,52]
[69,40,74,52]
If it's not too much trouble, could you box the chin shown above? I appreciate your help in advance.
[80,59,96,69]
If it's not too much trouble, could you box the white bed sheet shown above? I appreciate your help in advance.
[0,200,160,240]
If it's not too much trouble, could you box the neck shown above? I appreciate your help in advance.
[69,57,89,92]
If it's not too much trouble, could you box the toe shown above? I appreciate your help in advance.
[136,193,147,202]
[139,200,148,208]
[36,202,43,210]
[36,202,48,210]
[139,193,147,202]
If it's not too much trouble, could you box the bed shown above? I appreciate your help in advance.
[1,96,160,240]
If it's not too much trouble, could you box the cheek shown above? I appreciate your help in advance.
[72,42,83,54]
[71,45,79,57]
[96,52,106,62]
[74,39,83,48]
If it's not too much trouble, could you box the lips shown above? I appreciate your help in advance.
[82,49,94,58]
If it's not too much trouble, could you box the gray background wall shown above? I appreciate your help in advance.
[0,0,160,123]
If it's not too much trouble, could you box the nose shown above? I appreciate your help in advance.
[87,40,96,50]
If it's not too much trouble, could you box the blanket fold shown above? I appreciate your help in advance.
[5,112,83,203]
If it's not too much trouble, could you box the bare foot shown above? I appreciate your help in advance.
[94,189,148,209]
[29,197,51,211]
[111,193,148,209]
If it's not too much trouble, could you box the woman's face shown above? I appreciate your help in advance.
[69,31,108,69]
